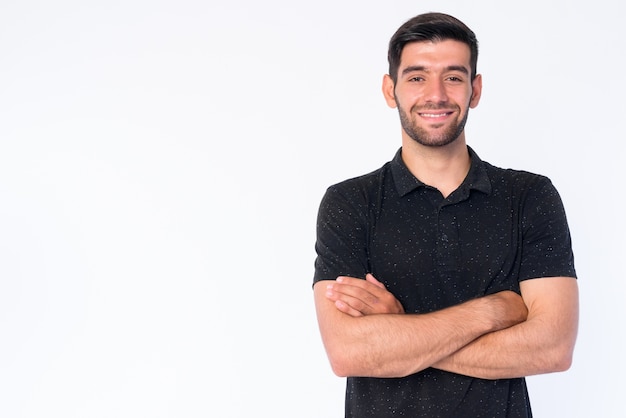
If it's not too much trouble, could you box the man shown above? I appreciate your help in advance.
[312,12,578,418]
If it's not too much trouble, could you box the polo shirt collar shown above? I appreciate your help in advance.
[390,146,492,197]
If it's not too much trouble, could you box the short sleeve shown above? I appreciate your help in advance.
[313,184,370,285]
[519,177,577,281]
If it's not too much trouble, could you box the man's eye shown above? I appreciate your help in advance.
[409,77,424,82]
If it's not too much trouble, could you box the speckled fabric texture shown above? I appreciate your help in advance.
[313,146,576,417]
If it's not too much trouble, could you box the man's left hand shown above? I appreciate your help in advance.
[325,274,405,317]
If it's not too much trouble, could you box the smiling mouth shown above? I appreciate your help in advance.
[419,112,453,118]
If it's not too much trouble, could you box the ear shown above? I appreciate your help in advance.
[469,73,482,108]
[382,74,397,108]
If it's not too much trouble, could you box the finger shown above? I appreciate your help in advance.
[328,286,377,314]
[331,277,405,315]
[334,299,364,317]
[328,281,380,312]
[338,276,384,294]
[365,273,386,289]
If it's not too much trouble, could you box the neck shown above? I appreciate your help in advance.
[401,136,471,198]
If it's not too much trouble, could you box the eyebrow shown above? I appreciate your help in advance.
[401,65,470,76]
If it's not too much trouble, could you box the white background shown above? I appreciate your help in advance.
[0,1,623,417]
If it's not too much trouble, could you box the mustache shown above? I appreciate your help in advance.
[412,103,458,111]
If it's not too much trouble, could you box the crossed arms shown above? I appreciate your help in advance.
[313,274,578,379]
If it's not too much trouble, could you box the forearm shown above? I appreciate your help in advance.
[314,281,525,378]
[433,277,579,380]
[327,309,491,378]
[432,320,547,379]
[433,318,573,379]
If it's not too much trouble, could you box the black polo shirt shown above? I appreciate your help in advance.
[313,146,576,418]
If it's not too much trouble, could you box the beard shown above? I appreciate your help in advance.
[397,100,469,148]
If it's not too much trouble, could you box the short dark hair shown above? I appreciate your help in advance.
[387,12,479,83]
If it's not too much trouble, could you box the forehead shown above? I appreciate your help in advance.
[399,39,472,72]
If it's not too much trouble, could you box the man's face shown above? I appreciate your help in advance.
[383,40,482,147]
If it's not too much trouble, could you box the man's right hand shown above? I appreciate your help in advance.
[484,290,528,330]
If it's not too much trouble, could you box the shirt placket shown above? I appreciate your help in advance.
[436,204,461,274]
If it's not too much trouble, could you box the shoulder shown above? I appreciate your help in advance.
[483,161,557,196]
[316,162,393,225]
[481,162,568,225]
[323,162,392,202]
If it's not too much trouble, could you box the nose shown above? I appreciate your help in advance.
[424,79,448,103]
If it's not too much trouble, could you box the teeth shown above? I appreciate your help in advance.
[421,113,446,117]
